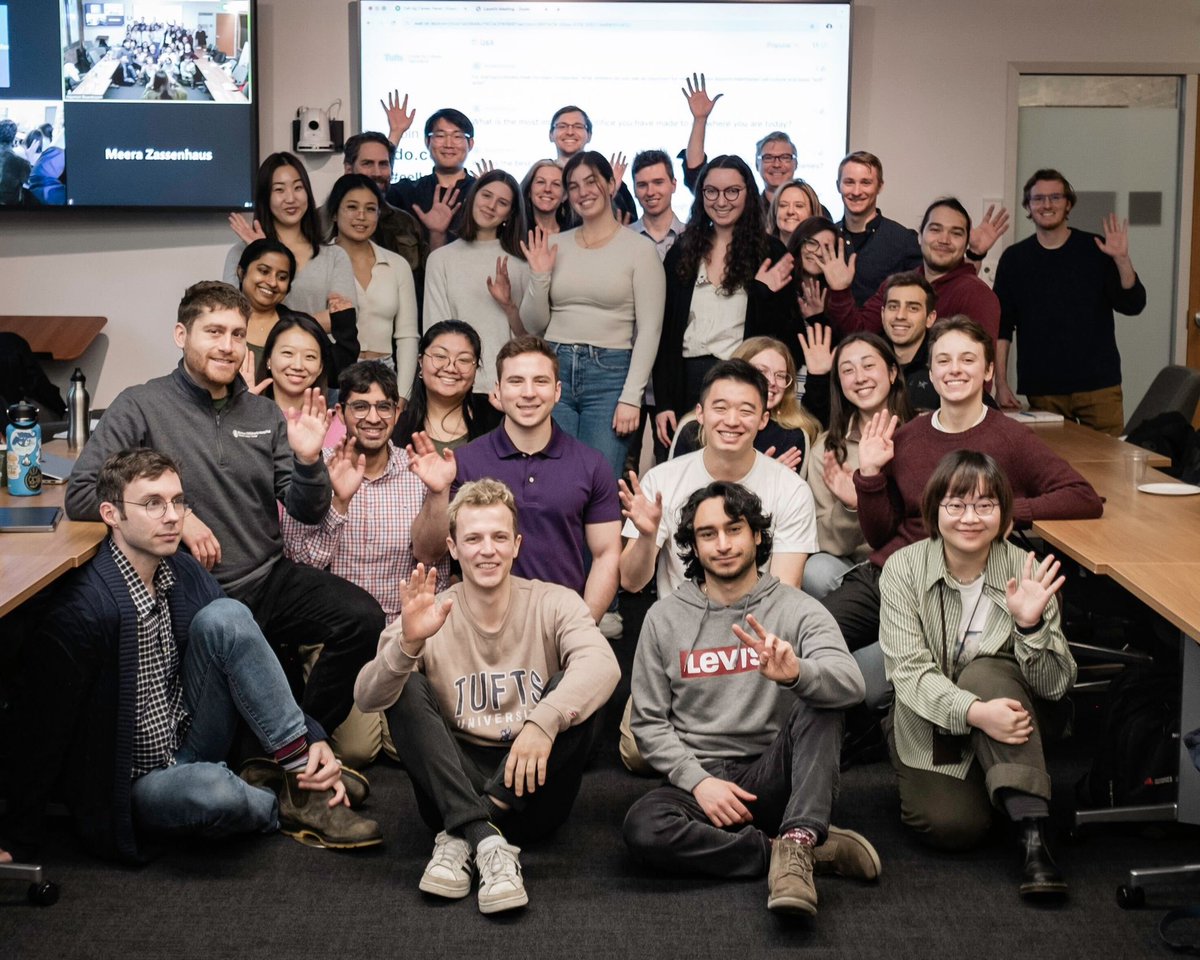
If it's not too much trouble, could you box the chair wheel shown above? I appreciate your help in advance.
[27,881,59,906]
[1116,884,1144,909]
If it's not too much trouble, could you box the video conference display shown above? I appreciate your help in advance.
[357,1,852,220]
[0,0,257,209]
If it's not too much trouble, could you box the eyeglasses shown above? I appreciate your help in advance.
[345,400,397,420]
[553,122,588,133]
[758,152,797,165]
[422,351,479,371]
[1028,193,1066,205]
[116,496,192,520]
[940,499,999,518]
[429,131,467,144]
[701,185,745,202]
[801,237,824,251]
[753,366,794,389]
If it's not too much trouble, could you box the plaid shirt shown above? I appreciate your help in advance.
[281,444,450,623]
[111,541,190,778]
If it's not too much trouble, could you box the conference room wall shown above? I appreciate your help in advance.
[2,0,1196,408]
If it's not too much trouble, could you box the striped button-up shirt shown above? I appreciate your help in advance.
[281,444,450,624]
[878,537,1076,779]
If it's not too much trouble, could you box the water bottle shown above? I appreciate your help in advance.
[68,367,91,451]
[6,401,43,496]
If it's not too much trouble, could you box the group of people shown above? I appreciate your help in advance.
[65,20,215,101]
[1,76,1146,919]
[0,120,65,207]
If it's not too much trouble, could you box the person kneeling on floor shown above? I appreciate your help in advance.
[354,478,620,914]
[1,449,381,864]
[623,480,879,917]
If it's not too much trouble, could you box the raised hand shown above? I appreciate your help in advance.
[857,410,898,477]
[815,234,856,292]
[239,349,257,385]
[485,255,514,307]
[406,430,457,494]
[228,212,266,245]
[285,387,332,465]
[754,253,794,293]
[733,613,800,684]
[327,293,354,314]
[381,89,415,142]
[609,152,628,193]
[797,321,833,375]
[412,185,461,236]
[328,436,366,512]
[693,776,755,827]
[1005,550,1065,629]
[1095,213,1130,261]
[248,378,273,396]
[967,698,1033,745]
[504,722,553,797]
[764,445,803,472]
[682,72,723,119]
[613,401,641,437]
[618,470,663,537]
[398,563,453,653]
[821,449,859,508]
[473,158,495,177]
[798,276,827,318]
[519,226,558,274]
[969,204,1010,257]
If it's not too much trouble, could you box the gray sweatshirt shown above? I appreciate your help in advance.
[66,363,331,594]
[630,574,864,792]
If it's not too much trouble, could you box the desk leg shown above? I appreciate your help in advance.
[1178,632,1200,825]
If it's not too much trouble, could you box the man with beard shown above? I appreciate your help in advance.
[342,131,425,273]
[622,481,876,917]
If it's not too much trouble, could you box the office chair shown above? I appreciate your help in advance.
[1124,365,1200,436]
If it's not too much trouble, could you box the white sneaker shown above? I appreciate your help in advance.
[475,834,528,914]
[419,831,472,899]
[599,611,624,640]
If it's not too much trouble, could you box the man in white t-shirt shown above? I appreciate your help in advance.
[619,360,818,598]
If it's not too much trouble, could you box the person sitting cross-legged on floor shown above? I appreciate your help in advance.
[879,450,1075,900]
[354,478,620,914]
[0,449,381,864]
[622,480,878,917]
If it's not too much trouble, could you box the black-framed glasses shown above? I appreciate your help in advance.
[1028,193,1066,205]
[758,152,797,165]
[940,499,998,518]
[116,497,191,519]
[553,122,587,133]
[345,400,397,420]
[701,185,745,202]
[422,351,479,371]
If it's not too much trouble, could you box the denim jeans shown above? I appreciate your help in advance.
[550,342,634,479]
[130,598,308,838]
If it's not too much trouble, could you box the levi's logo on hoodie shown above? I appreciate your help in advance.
[680,644,760,679]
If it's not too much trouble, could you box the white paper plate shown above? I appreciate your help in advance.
[1137,482,1200,496]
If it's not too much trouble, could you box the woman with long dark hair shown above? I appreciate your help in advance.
[250,312,336,417]
[235,237,296,375]
[223,151,357,338]
[423,169,531,394]
[653,155,799,449]
[521,150,665,478]
[391,320,501,452]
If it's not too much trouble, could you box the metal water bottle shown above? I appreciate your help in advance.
[68,367,90,450]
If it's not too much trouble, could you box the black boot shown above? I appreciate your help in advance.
[1018,818,1068,900]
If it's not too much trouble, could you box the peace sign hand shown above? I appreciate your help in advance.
[732,614,800,685]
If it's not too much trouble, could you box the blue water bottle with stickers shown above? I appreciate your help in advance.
[6,401,44,496]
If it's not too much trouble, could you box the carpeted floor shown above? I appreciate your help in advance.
[2,592,1198,959]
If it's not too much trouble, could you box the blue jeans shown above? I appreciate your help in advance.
[130,598,308,838]
[551,342,634,479]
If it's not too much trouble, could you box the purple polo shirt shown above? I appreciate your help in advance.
[453,423,621,594]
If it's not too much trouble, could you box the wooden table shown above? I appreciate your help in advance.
[71,57,118,98]
[0,443,106,618]
[1107,562,1200,640]
[1026,418,1171,468]
[0,316,107,361]
[194,58,248,103]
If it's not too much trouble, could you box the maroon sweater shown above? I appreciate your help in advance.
[853,408,1104,567]
[826,261,1001,345]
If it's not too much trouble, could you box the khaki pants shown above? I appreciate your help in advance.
[886,657,1052,851]
[1028,384,1124,437]
[301,644,396,767]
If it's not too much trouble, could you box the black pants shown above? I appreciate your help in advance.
[228,557,384,736]
[622,700,843,878]
[820,562,883,652]
[386,672,598,845]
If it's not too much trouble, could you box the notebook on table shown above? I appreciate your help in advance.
[0,506,65,532]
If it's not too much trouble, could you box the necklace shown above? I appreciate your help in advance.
[578,221,620,249]
[947,569,983,586]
